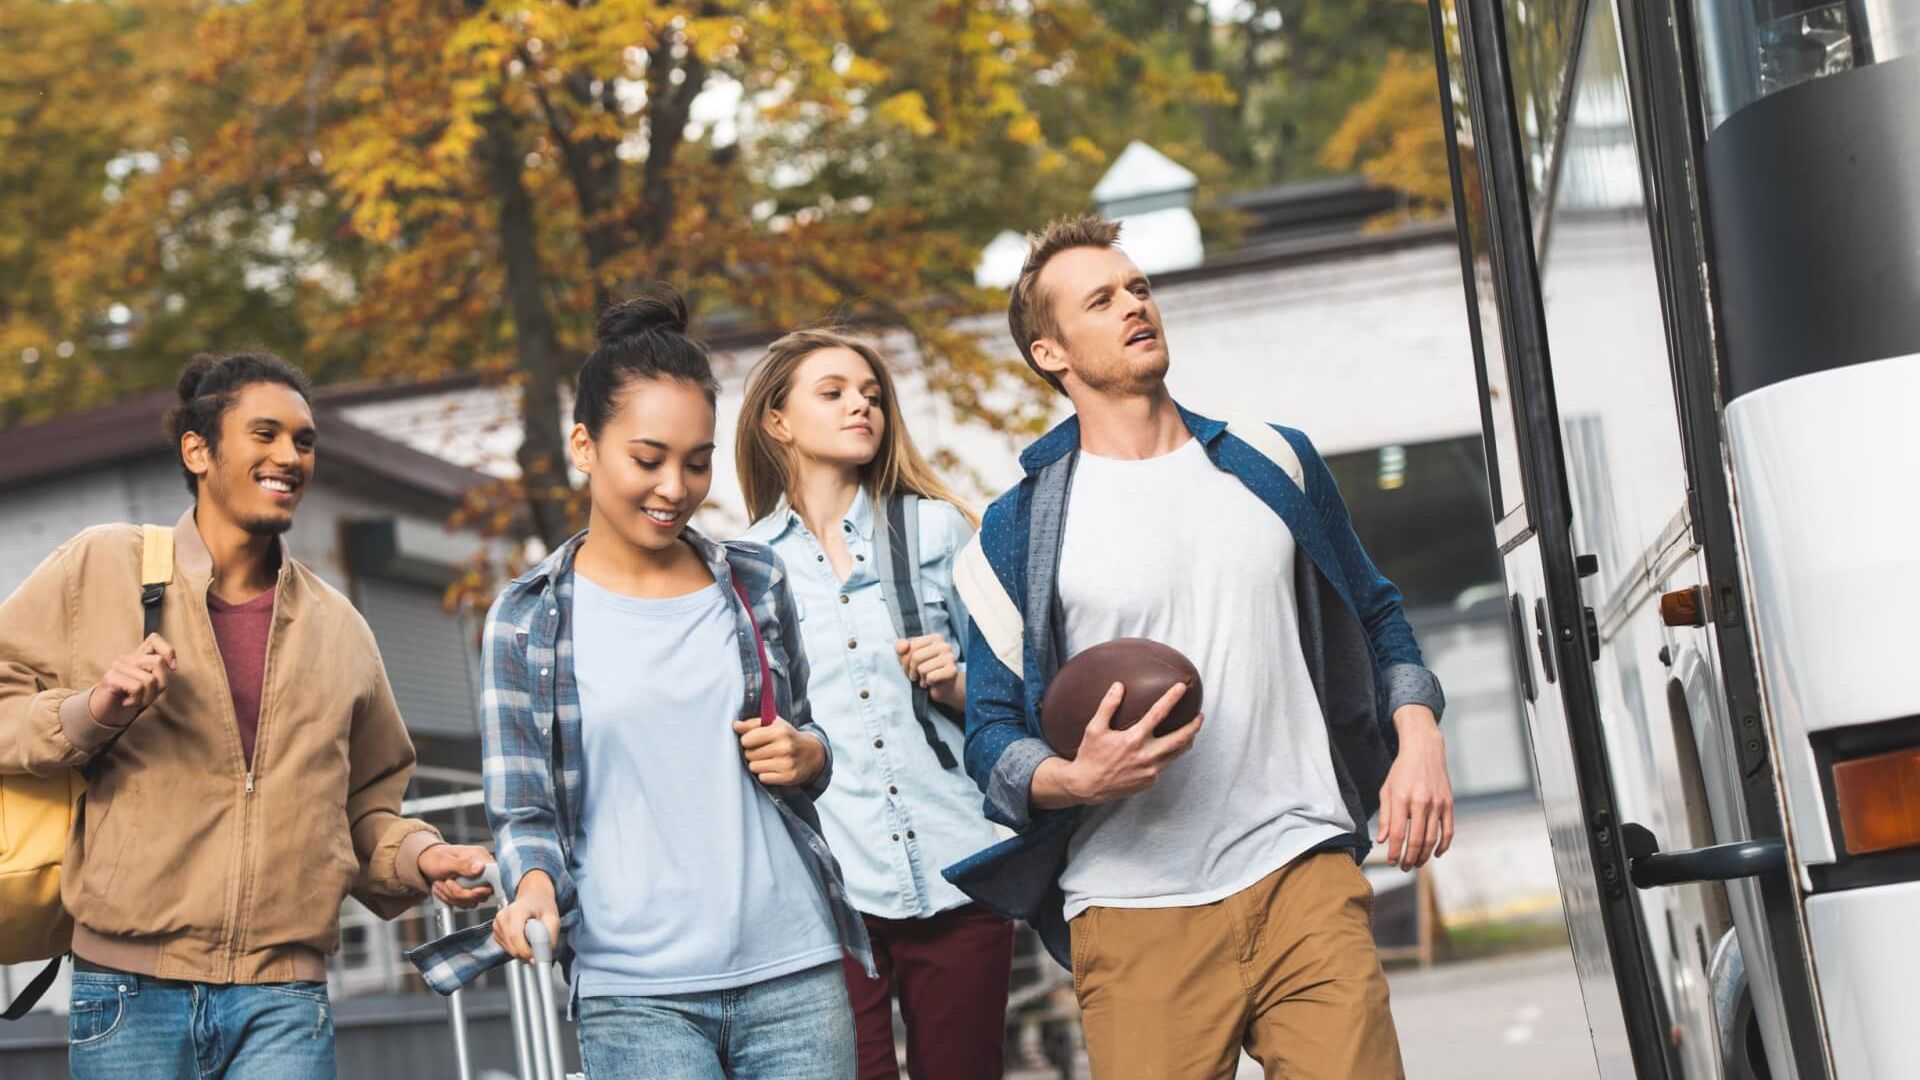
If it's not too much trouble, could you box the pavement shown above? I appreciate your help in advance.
[1233,946,1603,1079]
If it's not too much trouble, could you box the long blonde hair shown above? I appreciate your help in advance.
[737,328,978,528]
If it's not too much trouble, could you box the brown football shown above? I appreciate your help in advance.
[1040,638,1203,759]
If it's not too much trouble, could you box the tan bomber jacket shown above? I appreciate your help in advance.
[0,510,442,983]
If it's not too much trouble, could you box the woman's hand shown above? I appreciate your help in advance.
[896,634,964,709]
[492,870,561,962]
[733,717,826,787]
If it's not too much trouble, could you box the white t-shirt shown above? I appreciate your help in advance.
[1056,436,1353,920]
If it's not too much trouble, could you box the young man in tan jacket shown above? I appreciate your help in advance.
[0,352,493,1079]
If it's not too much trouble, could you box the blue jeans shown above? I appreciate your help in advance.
[577,961,855,1080]
[68,970,335,1080]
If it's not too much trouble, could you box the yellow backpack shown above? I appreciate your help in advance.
[1,525,172,1019]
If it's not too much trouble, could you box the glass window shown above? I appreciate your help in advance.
[1693,0,1920,129]
[1438,0,1532,520]
[1498,0,1590,217]
[1537,0,1692,604]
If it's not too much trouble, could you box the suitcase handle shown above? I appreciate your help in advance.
[456,863,557,960]
[526,917,555,964]
[455,863,504,896]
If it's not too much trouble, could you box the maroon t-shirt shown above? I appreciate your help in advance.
[206,587,275,768]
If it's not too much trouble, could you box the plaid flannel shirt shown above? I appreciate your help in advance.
[408,527,874,995]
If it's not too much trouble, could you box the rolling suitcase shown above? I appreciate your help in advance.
[439,864,578,1080]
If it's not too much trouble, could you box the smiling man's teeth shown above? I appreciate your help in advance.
[643,508,678,523]
[259,477,294,493]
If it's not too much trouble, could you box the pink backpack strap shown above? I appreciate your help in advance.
[730,575,778,727]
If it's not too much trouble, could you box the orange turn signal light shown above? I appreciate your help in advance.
[1832,747,1920,856]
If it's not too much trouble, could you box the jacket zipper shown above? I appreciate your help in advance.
[200,572,281,977]
[195,582,245,980]
[230,575,284,967]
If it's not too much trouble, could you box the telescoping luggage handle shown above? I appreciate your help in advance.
[442,863,573,1080]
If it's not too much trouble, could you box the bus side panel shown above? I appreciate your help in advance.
[1803,882,1920,1078]
[1725,351,1920,872]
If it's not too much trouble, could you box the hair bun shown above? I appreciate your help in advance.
[175,354,221,402]
[597,285,689,343]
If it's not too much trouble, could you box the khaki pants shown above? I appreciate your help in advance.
[1070,851,1405,1080]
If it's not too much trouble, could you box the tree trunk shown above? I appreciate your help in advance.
[480,104,575,549]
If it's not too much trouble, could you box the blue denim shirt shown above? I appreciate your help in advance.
[407,527,874,994]
[743,489,1003,919]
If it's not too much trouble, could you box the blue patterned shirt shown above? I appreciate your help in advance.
[407,527,874,994]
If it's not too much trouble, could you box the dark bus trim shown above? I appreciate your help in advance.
[1439,0,1680,1071]
[1609,0,1833,1071]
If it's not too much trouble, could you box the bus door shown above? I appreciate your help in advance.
[1430,0,1681,1074]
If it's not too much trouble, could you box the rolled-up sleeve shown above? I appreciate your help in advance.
[478,610,573,908]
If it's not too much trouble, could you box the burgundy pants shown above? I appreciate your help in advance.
[840,903,1015,1080]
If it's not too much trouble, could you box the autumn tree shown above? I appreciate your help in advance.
[0,0,247,426]
[22,0,1226,553]
[1092,0,1434,186]
[1320,48,1452,223]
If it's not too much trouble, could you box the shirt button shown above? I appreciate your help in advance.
[540,668,549,677]
[907,831,916,840]
[548,608,557,616]
[892,834,900,842]
[839,594,850,605]
[847,639,857,649]
[843,522,853,533]
[859,690,869,700]
[873,738,884,749]
[888,786,898,795]
[856,554,865,562]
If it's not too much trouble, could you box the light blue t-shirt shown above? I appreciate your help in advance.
[567,573,841,997]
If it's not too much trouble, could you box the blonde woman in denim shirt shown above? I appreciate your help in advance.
[737,329,1014,1079]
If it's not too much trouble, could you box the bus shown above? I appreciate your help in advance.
[1425,0,1920,1075]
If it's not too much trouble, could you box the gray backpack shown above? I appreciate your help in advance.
[872,494,963,770]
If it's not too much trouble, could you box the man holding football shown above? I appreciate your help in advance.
[944,215,1453,1079]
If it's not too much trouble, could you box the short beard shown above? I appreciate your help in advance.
[1077,353,1168,396]
[238,514,294,538]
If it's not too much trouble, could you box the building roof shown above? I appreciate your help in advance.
[0,386,495,505]
[1092,141,1199,204]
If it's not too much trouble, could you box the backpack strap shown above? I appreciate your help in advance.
[139,524,174,637]
[874,494,959,770]
[1,956,63,1021]
[82,526,173,780]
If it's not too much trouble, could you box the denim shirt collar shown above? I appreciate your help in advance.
[743,487,876,544]
[1016,401,1229,475]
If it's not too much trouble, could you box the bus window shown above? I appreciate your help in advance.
[1495,0,1588,229]
[1435,0,1530,521]
[1536,2,1690,605]
[1692,0,1920,130]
